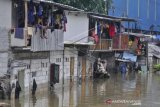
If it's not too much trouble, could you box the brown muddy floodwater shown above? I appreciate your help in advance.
[1,72,160,107]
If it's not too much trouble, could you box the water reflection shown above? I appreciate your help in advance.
[15,99,21,107]
[4,73,160,107]
[32,95,37,107]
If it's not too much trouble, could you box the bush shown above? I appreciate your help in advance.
[153,64,160,71]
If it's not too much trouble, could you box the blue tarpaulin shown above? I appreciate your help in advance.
[15,28,24,39]
[155,35,160,40]
[122,52,137,62]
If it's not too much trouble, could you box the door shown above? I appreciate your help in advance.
[50,64,60,84]
[70,57,75,80]
[18,69,25,96]
[82,57,86,79]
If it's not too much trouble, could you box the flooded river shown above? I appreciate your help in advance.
[1,72,160,107]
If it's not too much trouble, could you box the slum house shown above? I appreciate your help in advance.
[115,32,150,72]
[62,11,131,80]
[89,13,152,73]
[0,0,84,95]
[63,11,95,81]
[146,35,160,68]
[0,0,13,98]
[88,13,140,72]
[51,11,135,81]
[148,44,160,67]
[108,0,160,72]
[0,0,11,77]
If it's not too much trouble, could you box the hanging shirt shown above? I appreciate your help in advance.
[97,22,101,36]
[92,30,99,44]
[62,12,67,32]
[109,24,115,38]
[28,0,34,25]
[38,5,43,16]
[102,24,110,39]
[15,28,24,39]
[62,12,67,24]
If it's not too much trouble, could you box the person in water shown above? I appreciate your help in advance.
[15,81,21,99]
[32,79,37,96]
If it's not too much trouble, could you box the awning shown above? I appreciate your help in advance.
[115,59,132,62]
[122,52,137,62]
[64,41,95,46]
[90,15,121,22]
[149,44,160,59]
[121,32,152,38]
[89,49,129,52]
[89,13,137,22]
[153,54,160,59]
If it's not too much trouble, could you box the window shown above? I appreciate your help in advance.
[65,57,69,62]
[56,58,61,62]
[41,62,44,68]
[12,0,25,27]
[27,64,30,69]
[46,63,48,67]
[126,0,129,16]
[32,71,37,77]
[138,0,140,17]
[147,0,150,19]
[155,0,157,20]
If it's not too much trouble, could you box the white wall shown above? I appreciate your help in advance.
[78,56,93,78]
[10,28,26,47]
[10,58,50,95]
[64,11,89,43]
[0,53,8,76]
[0,0,11,77]
[50,49,78,79]
[0,0,12,28]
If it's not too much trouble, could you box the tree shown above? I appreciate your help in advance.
[52,0,112,14]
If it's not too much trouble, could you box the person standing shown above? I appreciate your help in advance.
[11,83,16,107]
[93,59,98,72]
[15,81,21,99]
[32,79,37,96]
[6,83,12,100]
[0,82,5,99]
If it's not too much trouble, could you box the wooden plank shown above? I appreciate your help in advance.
[24,1,28,46]
[82,57,86,79]
[70,57,74,80]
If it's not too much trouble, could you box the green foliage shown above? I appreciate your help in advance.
[52,0,112,14]
[153,64,160,71]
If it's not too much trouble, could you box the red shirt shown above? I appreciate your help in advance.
[109,24,115,38]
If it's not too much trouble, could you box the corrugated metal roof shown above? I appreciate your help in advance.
[66,11,137,22]
[89,15,121,22]
[26,0,84,11]
[121,32,152,38]
[149,44,160,58]
[89,13,137,22]
[64,41,94,46]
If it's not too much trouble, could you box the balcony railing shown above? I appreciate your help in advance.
[90,35,129,51]
[10,27,64,51]
[90,39,112,50]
